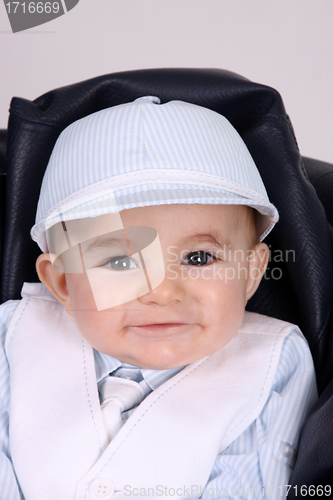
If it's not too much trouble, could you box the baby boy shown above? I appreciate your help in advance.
[0,97,317,500]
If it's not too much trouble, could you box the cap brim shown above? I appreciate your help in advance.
[31,186,278,252]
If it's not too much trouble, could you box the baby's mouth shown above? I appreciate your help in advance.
[131,322,189,331]
[126,322,195,336]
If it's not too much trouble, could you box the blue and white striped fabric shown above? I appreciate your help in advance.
[0,300,317,500]
[94,353,185,393]
[31,96,279,252]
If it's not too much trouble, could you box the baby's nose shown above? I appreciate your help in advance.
[138,272,186,306]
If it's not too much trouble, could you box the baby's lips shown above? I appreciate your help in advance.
[129,318,189,326]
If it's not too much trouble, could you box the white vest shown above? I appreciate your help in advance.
[6,283,298,500]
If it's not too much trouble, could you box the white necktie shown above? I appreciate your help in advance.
[99,367,151,442]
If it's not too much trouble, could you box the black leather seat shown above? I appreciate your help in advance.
[1,68,332,494]
[0,129,7,284]
[302,157,333,228]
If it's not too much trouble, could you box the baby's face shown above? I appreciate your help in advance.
[50,204,268,369]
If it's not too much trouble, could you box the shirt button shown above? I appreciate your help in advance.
[89,478,115,499]
[279,441,294,458]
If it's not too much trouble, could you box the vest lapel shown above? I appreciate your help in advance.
[6,283,291,500]
[6,284,108,500]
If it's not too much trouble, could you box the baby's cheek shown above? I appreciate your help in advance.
[66,272,97,311]
[208,279,246,322]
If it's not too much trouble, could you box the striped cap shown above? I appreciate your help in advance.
[31,96,279,251]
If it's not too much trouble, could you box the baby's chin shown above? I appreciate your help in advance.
[103,343,224,370]
[108,353,187,370]
[97,347,193,370]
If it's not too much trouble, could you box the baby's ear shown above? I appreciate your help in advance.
[245,243,269,301]
[36,253,73,316]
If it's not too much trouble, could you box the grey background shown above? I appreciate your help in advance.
[0,0,332,162]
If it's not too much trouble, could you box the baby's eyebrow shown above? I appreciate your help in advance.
[178,231,231,249]
[83,234,129,253]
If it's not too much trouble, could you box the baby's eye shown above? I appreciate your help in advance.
[182,251,216,266]
[103,256,138,271]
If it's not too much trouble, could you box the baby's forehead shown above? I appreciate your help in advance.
[47,203,252,254]
[119,203,253,235]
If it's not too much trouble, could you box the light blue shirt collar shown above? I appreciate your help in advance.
[94,349,185,390]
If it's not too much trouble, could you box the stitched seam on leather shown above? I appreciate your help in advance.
[92,356,209,478]
[311,303,332,351]
[310,171,333,183]
[266,112,301,151]
[8,111,64,131]
[246,111,298,148]
[6,298,30,350]
[264,112,291,123]
[82,338,103,453]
